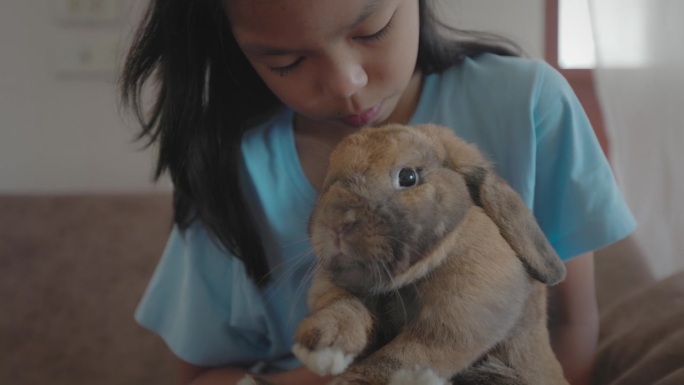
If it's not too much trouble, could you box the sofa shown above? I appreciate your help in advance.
[1,194,682,385]
[0,194,175,385]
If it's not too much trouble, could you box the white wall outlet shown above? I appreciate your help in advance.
[51,0,123,24]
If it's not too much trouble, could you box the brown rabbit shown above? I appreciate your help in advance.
[291,124,569,385]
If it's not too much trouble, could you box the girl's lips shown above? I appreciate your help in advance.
[340,102,383,127]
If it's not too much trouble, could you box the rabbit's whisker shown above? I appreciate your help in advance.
[387,235,424,261]
[288,252,320,323]
[262,249,314,308]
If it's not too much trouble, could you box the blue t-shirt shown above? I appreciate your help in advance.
[135,54,636,370]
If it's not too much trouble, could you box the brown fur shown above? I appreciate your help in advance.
[294,124,568,385]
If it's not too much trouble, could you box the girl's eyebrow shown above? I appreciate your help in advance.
[241,44,301,57]
[241,0,387,57]
[351,0,387,29]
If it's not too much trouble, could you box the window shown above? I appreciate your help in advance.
[558,0,596,69]
[557,0,649,69]
[545,0,608,155]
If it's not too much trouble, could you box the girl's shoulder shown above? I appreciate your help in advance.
[413,53,576,131]
[439,53,570,103]
[458,53,546,75]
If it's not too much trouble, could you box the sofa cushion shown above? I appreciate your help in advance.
[593,271,684,385]
[0,194,176,385]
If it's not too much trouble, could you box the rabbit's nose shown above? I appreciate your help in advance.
[335,222,354,236]
[332,220,357,250]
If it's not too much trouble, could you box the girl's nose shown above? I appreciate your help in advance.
[323,60,368,98]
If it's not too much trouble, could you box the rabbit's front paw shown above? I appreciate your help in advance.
[292,344,355,376]
[237,374,276,385]
[293,308,369,375]
[389,368,447,385]
[324,366,447,385]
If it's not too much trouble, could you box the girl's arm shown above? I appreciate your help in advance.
[548,252,599,385]
[176,255,599,385]
[179,359,331,385]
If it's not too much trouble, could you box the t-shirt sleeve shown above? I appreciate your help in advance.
[531,62,636,260]
[134,224,272,367]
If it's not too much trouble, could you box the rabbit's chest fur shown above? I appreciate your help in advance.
[361,284,423,350]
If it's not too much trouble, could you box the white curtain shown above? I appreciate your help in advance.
[589,0,684,279]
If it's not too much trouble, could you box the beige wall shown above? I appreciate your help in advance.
[437,0,545,59]
[0,0,544,193]
[0,0,163,193]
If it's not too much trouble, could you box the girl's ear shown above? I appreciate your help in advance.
[415,124,567,285]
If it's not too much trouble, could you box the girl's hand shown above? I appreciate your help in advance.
[263,365,332,385]
[179,359,331,385]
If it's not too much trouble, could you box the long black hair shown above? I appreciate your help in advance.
[119,0,519,288]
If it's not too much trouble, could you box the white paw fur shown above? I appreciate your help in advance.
[292,343,355,376]
[236,375,258,385]
[389,368,448,385]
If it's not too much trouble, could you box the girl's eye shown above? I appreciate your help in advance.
[269,57,304,76]
[355,13,395,42]
[396,167,420,188]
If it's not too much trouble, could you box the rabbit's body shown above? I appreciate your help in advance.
[293,124,569,385]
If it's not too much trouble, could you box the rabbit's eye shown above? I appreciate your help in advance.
[397,168,418,187]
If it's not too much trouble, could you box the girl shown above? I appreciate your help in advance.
[120,0,636,384]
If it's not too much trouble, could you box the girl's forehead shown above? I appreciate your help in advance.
[225,0,387,31]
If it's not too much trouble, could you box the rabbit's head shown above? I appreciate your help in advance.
[309,124,565,295]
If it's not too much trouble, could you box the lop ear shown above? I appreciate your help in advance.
[415,124,566,285]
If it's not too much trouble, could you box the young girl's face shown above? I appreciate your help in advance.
[225,0,421,129]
